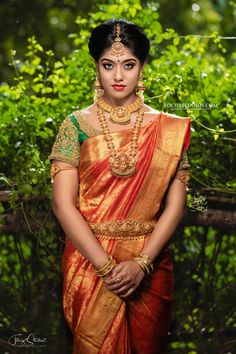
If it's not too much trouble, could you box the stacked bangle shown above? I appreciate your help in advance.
[133,253,154,275]
[94,255,116,278]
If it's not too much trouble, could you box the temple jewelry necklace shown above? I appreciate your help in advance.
[97,95,142,125]
[97,105,144,178]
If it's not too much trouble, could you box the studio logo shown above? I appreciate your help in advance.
[8,333,47,347]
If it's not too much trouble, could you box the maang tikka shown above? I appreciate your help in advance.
[111,23,125,57]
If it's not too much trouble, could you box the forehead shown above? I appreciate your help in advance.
[99,46,138,62]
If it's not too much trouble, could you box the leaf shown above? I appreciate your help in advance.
[173,36,180,46]
[129,7,136,17]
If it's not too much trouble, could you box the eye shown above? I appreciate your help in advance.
[124,63,135,69]
[102,63,113,70]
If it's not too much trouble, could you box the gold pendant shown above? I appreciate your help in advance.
[111,41,125,57]
[110,154,136,177]
[110,107,130,125]
[111,166,136,178]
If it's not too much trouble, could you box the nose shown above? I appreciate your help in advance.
[114,65,124,82]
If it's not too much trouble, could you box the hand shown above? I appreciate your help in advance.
[103,260,145,298]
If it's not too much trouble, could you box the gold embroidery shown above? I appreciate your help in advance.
[73,110,101,137]
[88,219,156,238]
[48,116,80,166]
[177,149,190,171]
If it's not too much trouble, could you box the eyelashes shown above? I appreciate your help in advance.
[102,63,113,70]
[102,63,135,70]
[124,63,135,69]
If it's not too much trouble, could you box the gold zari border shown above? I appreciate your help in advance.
[88,219,156,238]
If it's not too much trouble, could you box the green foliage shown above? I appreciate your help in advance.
[172,227,236,353]
[0,0,235,352]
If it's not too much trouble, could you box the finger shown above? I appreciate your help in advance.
[109,263,126,277]
[119,286,137,298]
[105,280,130,292]
[104,272,124,286]
[112,285,131,296]
[104,276,130,290]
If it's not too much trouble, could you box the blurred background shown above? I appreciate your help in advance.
[0,0,235,83]
[0,1,235,353]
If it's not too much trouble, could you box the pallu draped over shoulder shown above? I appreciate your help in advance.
[49,110,191,354]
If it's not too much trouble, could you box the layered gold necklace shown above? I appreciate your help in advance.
[97,102,144,178]
[97,95,142,125]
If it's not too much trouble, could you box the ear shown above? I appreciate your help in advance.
[95,61,100,78]
[139,62,146,77]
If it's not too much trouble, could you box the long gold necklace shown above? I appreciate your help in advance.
[97,95,142,125]
[97,105,144,178]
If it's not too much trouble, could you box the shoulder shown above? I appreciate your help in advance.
[161,111,191,122]
[57,114,76,130]
[142,104,161,124]
[143,104,160,115]
[69,104,101,137]
[79,104,97,117]
[72,104,97,123]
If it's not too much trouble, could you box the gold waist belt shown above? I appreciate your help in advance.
[88,219,156,238]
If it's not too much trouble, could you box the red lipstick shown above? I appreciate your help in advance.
[112,85,126,91]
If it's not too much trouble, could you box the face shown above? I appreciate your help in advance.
[96,46,144,104]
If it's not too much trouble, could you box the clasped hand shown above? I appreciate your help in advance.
[103,260,145,298]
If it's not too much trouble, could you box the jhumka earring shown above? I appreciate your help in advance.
[135,74,145,102]
[93,76,104,103]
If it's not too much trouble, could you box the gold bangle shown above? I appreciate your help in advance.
[133,253,154,275]
[94,255,116,278]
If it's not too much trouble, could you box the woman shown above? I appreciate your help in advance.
[49,19,190,354]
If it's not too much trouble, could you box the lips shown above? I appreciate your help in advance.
[112,84,126,91]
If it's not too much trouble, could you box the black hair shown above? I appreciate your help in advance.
[88,19,150,64]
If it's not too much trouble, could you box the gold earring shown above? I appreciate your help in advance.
[135,74,145,102]
[93,76,104,103]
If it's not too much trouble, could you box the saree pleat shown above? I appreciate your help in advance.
[62,113,191,353]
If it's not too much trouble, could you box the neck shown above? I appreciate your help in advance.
[102,92,137,107]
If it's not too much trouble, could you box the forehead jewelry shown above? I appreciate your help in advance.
[111,23,125,57]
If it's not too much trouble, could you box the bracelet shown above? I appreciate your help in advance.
[94,255,116,278]
[175,170,190,192]
[133,253,154,275]
[50,164,77,183]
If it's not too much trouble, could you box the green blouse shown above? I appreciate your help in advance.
[48,112,190,170]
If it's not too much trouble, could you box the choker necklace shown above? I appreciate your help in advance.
[97,105,144,178]
[97,95,142,125]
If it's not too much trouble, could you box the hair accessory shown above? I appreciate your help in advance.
[97,95,142,125]
[132,253,154,275]
[93,76,104,103]
[94,255,116,278]
[97,102,144,178]
[111,23,125,57]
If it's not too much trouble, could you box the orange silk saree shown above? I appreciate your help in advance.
[61,112,190,354]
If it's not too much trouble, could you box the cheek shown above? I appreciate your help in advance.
[99,72,111,86]
[128,71,140,85]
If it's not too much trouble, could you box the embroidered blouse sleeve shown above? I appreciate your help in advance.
[48,116,80,167]
[174,149,190,191]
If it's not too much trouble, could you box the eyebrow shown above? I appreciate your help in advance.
[101,58,137,63]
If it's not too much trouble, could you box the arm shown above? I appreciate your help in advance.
[140,178,186,260]
[104,178,187,298]
[52,160,109,269]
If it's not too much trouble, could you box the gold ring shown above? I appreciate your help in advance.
[115,276,122,283]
